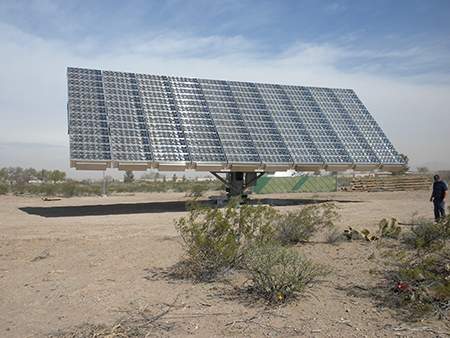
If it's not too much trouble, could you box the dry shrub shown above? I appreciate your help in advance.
[324,227,346,244]
[243,243,331,301]
[41,300,181,337]
[175,197,279,277]
[276,202,340,245]
[370,214,450,317]
[175,198,337,300]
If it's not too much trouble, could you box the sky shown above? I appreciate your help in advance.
[0,0,449,179]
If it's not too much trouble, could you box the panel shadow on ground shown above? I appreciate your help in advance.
[19,198,362,218]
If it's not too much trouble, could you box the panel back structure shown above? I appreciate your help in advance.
[67,67,404,172]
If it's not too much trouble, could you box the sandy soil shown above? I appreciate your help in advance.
[1,189,448,337]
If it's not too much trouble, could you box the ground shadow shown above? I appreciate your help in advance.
[19,197,362,218]
[19,201,188,218]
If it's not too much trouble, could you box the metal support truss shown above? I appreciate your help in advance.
[210,171,266,203]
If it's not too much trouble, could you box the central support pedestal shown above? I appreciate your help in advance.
[210,171,266,203]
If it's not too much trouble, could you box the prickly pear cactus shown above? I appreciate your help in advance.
[378,218,402,238]
[343,226,378,241]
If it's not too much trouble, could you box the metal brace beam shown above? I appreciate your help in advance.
[210,171,266,197]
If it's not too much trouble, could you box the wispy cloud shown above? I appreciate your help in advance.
[0,142,65,149]
[123,33,259,59]
[324,2,347,14]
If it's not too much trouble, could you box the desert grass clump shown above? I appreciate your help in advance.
[324,227,346,244]
[276,202,340,245]
[243,243,331,301]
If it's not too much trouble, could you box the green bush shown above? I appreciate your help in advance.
[243,243,331,300]
[276,203,340,245]
[40,183,58,196]
[10,184,27,195]
[59,182,99,197]
[60,182,77,197]
[21,184,39,195]
[187,182,208,197]
[403,217,450,251]
[175,198,279,274]
[0,184,9,195]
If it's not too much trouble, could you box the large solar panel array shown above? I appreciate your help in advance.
[67,67,404,172]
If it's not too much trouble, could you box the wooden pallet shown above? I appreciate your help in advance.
[351,176,431,192]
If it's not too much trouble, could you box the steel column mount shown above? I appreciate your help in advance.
[67,67,404,199]
[209,171,265,202]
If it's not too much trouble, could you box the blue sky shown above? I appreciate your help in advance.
[0,0,449,179]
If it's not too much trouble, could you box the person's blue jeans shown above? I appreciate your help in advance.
[433,199,446,222]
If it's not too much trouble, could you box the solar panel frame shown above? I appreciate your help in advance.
[67,67,404,172]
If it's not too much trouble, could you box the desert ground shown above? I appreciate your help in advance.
[1,189,449,337]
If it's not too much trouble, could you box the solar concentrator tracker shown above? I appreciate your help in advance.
[67,67,404,173]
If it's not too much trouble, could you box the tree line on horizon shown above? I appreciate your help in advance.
[0,166,197,186]
[0,166,224,197]
[0,166,66,184]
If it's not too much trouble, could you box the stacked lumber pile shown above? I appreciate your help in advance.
[351,176,431,192]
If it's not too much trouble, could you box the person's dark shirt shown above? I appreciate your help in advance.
[433,181,448,200]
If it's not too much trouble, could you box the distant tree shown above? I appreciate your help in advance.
[172,173,177,183]
[49,170,66,183]
[2,166,37,184]
[154,172,161,181]
[417,166,429,173]
[19,167,38,184]
[2,166,24,184]
[392,154,410,175]
[25,167,37,177]
[124,170,134,183]
[0,167,7,182]
[36,169,51,183]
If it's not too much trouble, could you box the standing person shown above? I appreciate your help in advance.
[430,175,448,222]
